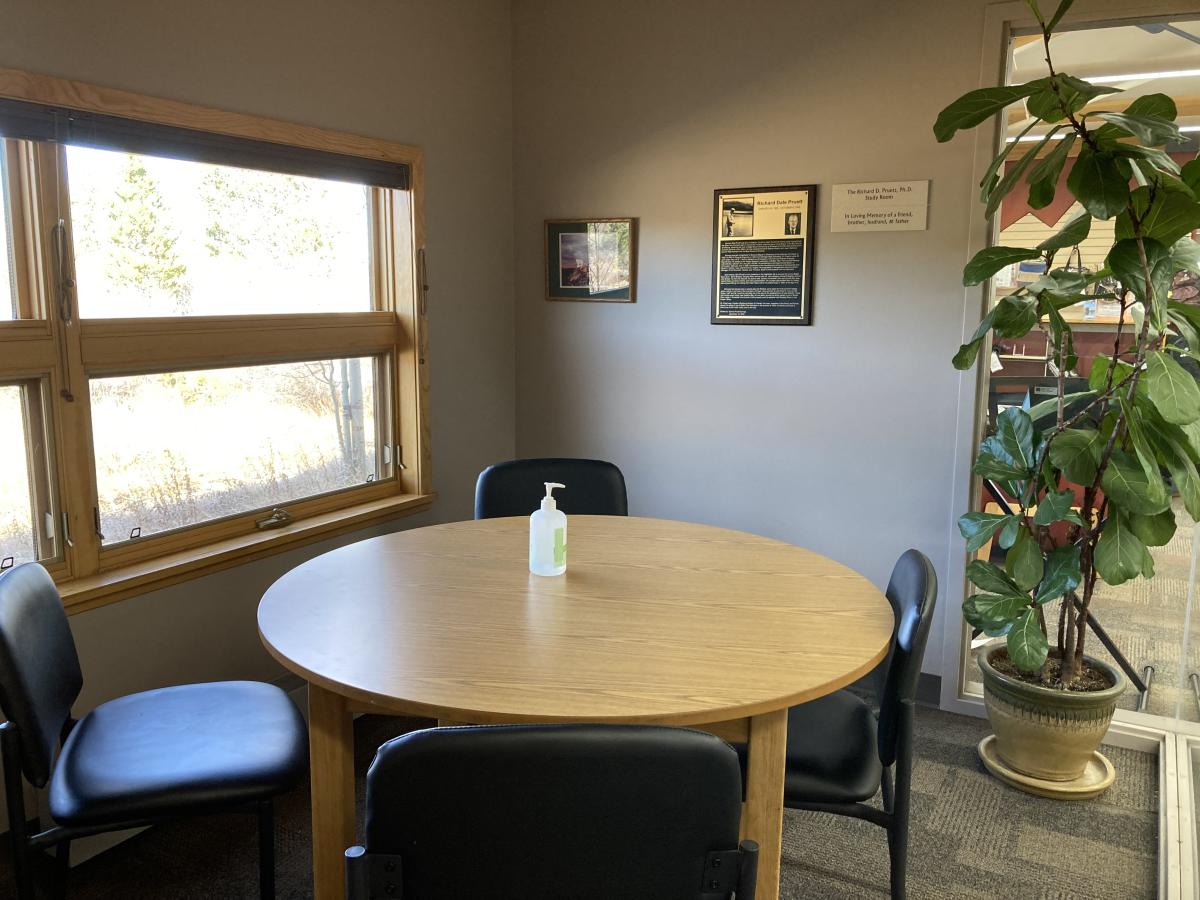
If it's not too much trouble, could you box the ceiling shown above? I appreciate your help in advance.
[1007,19,1200,138]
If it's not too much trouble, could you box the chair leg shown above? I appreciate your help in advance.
[886,817,907,900]
[2,724,35,900]
[258,800,275,900]
[8,831,34,900]
[55,839,70,900]
[880,766,894,813]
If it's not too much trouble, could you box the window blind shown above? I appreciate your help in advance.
[0,97,409,190]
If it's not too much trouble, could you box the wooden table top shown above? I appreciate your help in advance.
[257,516,895,725]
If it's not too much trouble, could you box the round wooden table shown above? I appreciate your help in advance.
[258,516,894,899]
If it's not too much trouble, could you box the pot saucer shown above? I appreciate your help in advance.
[977,734,1115,800]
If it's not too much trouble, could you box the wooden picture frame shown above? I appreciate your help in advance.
[711,184,816,325]
[545,217,637,303]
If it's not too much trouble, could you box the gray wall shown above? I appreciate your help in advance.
[511,0,995,674]
[0,0,516,710]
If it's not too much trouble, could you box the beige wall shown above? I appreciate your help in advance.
[0,0,516,710]
[511,0,1000,674]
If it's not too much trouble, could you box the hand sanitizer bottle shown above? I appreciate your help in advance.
[530,482,567,576]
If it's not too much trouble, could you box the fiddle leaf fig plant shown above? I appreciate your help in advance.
[937,0,1200,686]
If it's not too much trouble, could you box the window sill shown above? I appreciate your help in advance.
[57,492,436,614]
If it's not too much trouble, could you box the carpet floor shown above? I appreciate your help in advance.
[0,707,1158,899]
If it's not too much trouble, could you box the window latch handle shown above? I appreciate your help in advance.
[255,508,292,530]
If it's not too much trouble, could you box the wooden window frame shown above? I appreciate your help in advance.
[0,69,432,613]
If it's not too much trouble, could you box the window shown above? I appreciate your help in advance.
[0,73,430,606]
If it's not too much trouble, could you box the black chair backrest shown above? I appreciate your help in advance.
[0,563,83,787]
[359,724,748,899]
[876,549,937,767]
[474,458,628,519]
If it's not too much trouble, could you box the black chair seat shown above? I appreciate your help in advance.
[49,681,307,827]
[735,690,882,806]
[781,691,883,804]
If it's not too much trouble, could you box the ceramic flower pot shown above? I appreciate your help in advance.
[977,645,1125,783]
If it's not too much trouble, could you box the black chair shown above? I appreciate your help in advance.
[738,549,937,900]
[346,724,757,900]
[474,457,628,518]
[0,563,308,900]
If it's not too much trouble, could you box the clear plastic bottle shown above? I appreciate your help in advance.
[529,482,567,576]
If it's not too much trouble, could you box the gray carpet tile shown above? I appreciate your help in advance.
[0,707,1158,898]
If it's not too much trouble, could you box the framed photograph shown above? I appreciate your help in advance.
[711,184,816,325]
[545,218,637,303]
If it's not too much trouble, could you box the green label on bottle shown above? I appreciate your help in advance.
[553,527,566,567]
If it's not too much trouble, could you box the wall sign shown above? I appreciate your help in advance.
[830,180,929,232]
[711,184,816,326]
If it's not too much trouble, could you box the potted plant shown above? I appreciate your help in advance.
[937,0,1200,797]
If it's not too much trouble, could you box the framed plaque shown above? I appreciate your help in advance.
[711,184,816,325]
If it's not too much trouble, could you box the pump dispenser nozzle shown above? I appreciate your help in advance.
[542,482,565,510]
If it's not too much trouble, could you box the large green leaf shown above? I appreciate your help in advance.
[997,407,1036,470]
[1006,526,1045,591]
[1067,148,1131,219]
[1116,188,1200,247]
[1032,487,1079,525]
[1145,350,1200,425]
[986,128,1066,218]
[934,82,1047,142]
[1037,211,1091,253]
[1172,237,1200,276]
[1027,133,1077,210]
[1107,237,1172,315]
[1094,511,1147,585]
[965,593,1030,629]
[1045,0,1075,31]
[1128,508,1177,547]
[966,559,1025,596]
[958,511,1016,553]
[1048,427,1102,484]
[1161,433,1200,519]
[1027,389,1096,424]
[1090,110,1182,146]
[1100,449,1169,515]
[1183,157,1200,193]
[1035,544,1082,604]
[963,246,1042,286]
[980,121,1038,202]
[1007,607,1050,672]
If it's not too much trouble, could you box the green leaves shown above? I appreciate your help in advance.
[1047,427,1102,484]
[1067,148,1130,219]
[1128,509,1177,547]
[1007,527,1045,591]
[1107,237,1172,313]
[1144,350,1200,425]
[997,407,1036,471]
[1037,211,1091,253]
[958,512,1016,553]
[962,246,1042,286]
[1033,488,1082,526]
[1035,544,1082,604]
[1094,512,1147,586]
[1100,449,1169,515]
[1007,608,1050,672]
[1117,188,1200,247]
[966,559,1025,595]
[934,82,1046,142]
[1028,133,1076,209]
[1090,110,1182,146]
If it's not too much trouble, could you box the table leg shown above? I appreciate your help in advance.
[741,708,787,898]
[308,684,355,900]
